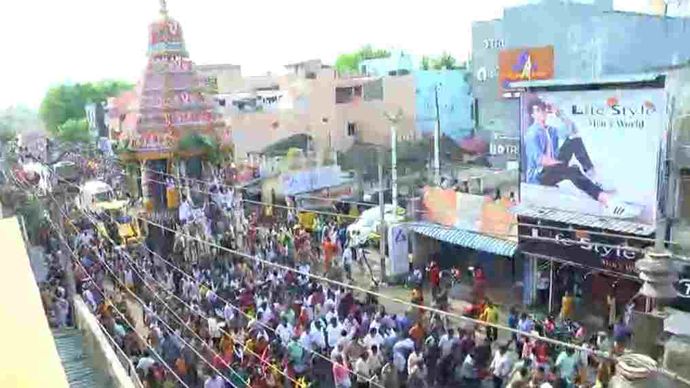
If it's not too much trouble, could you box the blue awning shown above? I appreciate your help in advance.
[410,223,517,257]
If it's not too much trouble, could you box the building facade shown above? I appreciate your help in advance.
[195,64,243,95]
[471,0,690,135]
[414,70,474,144]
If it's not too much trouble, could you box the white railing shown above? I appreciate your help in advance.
[72,296,140,388]
[95,320,145,388]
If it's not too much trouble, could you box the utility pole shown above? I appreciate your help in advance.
[433,84,442,186]
[384,109,403,209]
[378,148,386,282]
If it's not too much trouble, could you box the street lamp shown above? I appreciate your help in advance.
[321,117,335,164]
[384,108,403,209]
[433,83,442,186]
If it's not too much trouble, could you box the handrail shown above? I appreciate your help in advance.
[94,320,145,388]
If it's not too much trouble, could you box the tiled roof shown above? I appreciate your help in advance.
[511,203,656,235]
[409,222,517,257]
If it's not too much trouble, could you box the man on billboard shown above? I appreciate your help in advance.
[523,96,638,219]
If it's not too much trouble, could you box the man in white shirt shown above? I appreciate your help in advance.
[309,320,327,351]
[276,318,293,346]
[368,345,383,376]
[362,328,384,351]
[223,302,235,326]
[342,245,354,281]
[327,317,343,349]
[354,351,372,387]
[208,316,223,340]
[439,328,459,358]
[407,347,424,376]
[204,374,225,388]
[135,352,156,377]
[490,345,514,388]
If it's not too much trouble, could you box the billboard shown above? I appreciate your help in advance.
[499,46,554,92]
[280,165,343,196]
[421,187,517,240]
[519,89,666,225]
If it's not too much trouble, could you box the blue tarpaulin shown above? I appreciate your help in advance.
[410,222,517,257]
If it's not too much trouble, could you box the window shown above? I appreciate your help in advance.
[335,87,350,104]
[305,72,317,79]
[206,76,218,93]
[347,122,356,137]
[336,86,363,104]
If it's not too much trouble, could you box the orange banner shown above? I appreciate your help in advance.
[499,46,554,91]
[480,197,516,240]
[422,187,516,240]
[421,186,457,226]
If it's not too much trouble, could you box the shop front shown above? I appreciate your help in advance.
[518,216,650,328]
[409,186,520,306]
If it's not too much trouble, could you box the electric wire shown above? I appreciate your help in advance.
[49,173,644,346]
[69,192,385,388]
[15,163,690,386]
[114,161,680,246]
[65,198,300,387]
[33,207,191,388]
[47,191,250,387]
[13,171,238,388]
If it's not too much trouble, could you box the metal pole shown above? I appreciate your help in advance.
[391,124,398,208]
[548,260,554,313]
[378,149,386,282]
[433,85,441,185]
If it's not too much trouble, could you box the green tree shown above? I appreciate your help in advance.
[335,45,390,75]
[431,52,458,70]
[56,118,91,143]
[420,56,431,71]
[39,80,133,134]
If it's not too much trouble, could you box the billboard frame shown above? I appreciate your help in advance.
[513,75,669,235]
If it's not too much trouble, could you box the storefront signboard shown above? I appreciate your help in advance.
[489,136,519,161]
[518,222,649,274]
[519,88,666,226]
[499,46,554,92]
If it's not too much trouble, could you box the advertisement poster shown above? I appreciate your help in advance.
[519,222,649,274]
[499,46,554,91]
[421,187,517,240]
[520,89,666,225]
[387,225,409,276]
[280,165,342,196]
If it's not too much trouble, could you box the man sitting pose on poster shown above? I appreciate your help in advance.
[524,97,634,218]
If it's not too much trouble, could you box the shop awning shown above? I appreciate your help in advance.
[511,203,656,235]
[410,222,517,257]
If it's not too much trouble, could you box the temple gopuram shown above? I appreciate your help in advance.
[111,0,232,211]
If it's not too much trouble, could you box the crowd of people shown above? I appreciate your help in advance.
[26,167,631,388]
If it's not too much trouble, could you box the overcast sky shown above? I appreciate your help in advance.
[0,0,659,109]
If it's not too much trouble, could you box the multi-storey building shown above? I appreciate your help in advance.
[471,0,690,136]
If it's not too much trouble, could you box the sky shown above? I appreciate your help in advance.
[0,0,659,110]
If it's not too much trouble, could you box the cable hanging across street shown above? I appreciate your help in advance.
[116,161,682,247]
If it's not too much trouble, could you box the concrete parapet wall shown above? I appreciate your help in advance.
[72,296,139,388]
